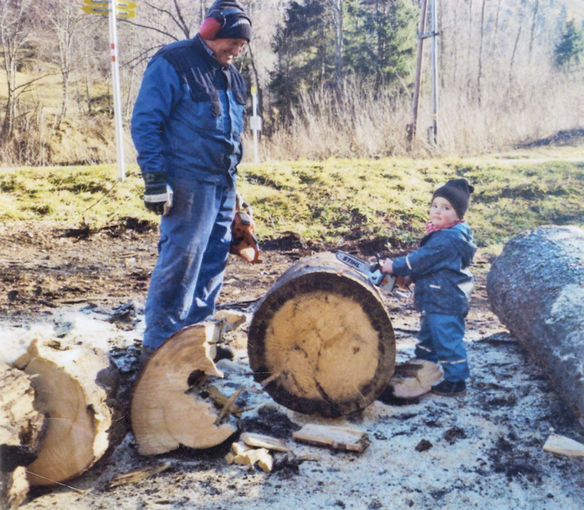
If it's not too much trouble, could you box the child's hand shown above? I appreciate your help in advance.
[381,258,394,274]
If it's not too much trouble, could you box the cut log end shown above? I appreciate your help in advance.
[248,252,396,417]
[131,323,237,456]
[11,340,121,487]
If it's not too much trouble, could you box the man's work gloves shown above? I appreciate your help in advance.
[230,193,262,264]
[142,172,173,215]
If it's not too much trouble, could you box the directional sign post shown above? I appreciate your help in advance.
[83,0,137,181]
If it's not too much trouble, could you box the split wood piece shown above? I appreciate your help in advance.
[387,359,442,399]
[11,339,121,487]
[131,323,237,456]
[206,384,244,418]
[240,432,291,452]
[225,441,273,472]
[248,252,396,417]
[292,423,370,453]
[1,466,28,510]
[543,433,584,458]
[0,363,45,507]
[487,226,584,426]
[107,461,172,489]
[204,311,248,360]
[213,310,248,334]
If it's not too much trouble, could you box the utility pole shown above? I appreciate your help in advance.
[430,0,439,146]
[408,0,440,150]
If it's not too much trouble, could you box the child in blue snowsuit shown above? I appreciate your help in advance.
[381,179,477,396]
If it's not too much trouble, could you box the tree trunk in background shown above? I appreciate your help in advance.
[476,0,487,105]
[487,226,584,428]
[248,252,396,417]
[528,0,540,63]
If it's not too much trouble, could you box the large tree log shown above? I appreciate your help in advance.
[0,363,45,509]
[487,225,584,427]
[248,252,396,417]
[11,339,122,487]
[131,323,238,456]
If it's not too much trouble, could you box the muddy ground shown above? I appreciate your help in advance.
[1,220,583,509]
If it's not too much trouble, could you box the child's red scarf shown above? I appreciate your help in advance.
[425,219,464,235]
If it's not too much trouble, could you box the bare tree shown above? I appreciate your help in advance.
[41,0,86,128]
[509,1,525,84]
[528,0,540,63]
[476,0,487,105]
[0,0,37,142]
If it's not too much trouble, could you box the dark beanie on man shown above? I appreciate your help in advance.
[200,0,251,42]
[433,178,475,218]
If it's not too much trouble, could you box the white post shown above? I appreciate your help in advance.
[108,0,126,181]
[250,86,262,164]
[431,0,439,146]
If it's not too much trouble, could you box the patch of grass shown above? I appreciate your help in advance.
[1,150,583,250]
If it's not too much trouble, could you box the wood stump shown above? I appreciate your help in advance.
[10,339,122,487]
[248,252,396,417]
[487,225,584,426]
[131,323,238,456]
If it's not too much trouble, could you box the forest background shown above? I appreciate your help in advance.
[0,0,583,167]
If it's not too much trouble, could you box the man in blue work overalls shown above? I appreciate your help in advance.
[131,1,251,359]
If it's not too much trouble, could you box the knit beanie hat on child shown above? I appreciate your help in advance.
[433,178,475,218]
[199,1,251,42]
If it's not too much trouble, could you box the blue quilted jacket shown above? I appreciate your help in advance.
[392,222,477,315]
[131,34,246,185]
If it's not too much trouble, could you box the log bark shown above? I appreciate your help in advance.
[487,226,584,427]
[9,339,122,487]
[248,252,396,417]
[0,363,45,508]
[131,323,238,456]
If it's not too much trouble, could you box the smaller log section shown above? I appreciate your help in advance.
[131,323,238,456]
[487,226,584,426]
[248,252,396,417]
[10,339,122,487]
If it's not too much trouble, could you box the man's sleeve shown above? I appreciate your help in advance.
[130,57,183,175]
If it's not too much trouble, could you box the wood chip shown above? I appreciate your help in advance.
[543,433,584,458]
[225,441,273,472]
[240,432,291,452]
[206,384,243,417]
[108,462,171,489]
[292,423,369,452]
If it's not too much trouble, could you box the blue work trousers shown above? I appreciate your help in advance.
[414,312,470,382]
[143,175,236,349]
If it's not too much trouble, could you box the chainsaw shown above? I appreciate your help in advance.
[336,251,396,293]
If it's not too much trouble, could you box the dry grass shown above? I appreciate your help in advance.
[254,64,584,161]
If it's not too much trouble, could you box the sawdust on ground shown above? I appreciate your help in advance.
[1,221,583,510]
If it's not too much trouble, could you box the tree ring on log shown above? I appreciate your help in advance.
[248,252,396,417]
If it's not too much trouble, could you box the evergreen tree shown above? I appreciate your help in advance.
[554,19,584,69]
[269,0,417,121]
[270,1,332,120]
[344,0,416,89]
